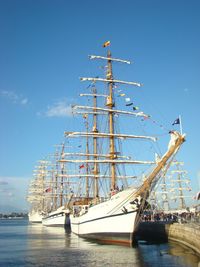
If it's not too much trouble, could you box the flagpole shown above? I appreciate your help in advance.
[179,115,183,135]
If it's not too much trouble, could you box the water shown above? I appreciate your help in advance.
[0,219,199,267]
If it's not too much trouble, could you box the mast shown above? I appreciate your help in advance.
[92,85,99,200]
[107,50,116,190]
[41,161,46,211]
[171,162,186,209]
[79,50,144,194]
[84,114,90,200]
[162,175,170,211]
[177,165,185,209]
[54,152,58,210]
[60,143,65,207]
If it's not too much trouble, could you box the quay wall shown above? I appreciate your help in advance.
[135,222,200,255]
[168,223,200,255]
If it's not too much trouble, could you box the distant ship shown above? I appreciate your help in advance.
[27,160,48,223]
[28,210,43,223]
[41,143,71,227]
[150,160,194,214]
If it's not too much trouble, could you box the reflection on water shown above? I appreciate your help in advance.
[169,241,200,267]
[26,223,144,267]
[27,223,71,249]
[138,240,200,267]
[0,220,200,267]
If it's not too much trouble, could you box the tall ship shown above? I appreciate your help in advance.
[58,44,186,245]
[27,160,49,223]
[42,143,71,227]
[150,160,194,213]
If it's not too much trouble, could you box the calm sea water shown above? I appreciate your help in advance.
[0,219,199,267]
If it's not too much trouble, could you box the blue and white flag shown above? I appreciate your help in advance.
[172,118,180,125]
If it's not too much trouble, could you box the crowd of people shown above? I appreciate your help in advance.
[141,209,200,224]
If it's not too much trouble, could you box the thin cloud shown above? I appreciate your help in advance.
[21,98,28,105]
[0,178,14,196]
[0,90,28,105]
[0,176,29,195]
[41,99,73,118]
[0,179,8,186]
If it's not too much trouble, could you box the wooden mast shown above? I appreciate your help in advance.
[92,85,99,201]
[84,114,90,200]
[107,50,116,190]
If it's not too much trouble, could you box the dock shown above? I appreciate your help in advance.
[135,221,200,255]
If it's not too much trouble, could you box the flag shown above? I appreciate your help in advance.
[103,41,110,47]
[172,118,180,125]
[79,164,85,169]
[45,188,51,193]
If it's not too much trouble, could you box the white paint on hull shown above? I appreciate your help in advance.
[70,187,140,244]
[42,206,70,227]
[28,211,43,223]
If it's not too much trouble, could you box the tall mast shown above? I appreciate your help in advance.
[92,85,99,200]
[176,163,186,209]
[54,152,58,210]
[41,162,46,211]
[60,143,65,207]
[84,114,90,199]
[162,175,170,211]
[107,50,116,190]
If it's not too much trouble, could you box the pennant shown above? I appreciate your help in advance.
[126,102,133,106]
[172,118,180,125]
[79,164,85,169]
[103,41,110,47]
[118,93,125,97]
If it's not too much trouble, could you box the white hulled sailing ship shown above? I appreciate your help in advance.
[58,44,186,246]
[27,160,48,223]
[150,160,194,213]
[42,144,71,227]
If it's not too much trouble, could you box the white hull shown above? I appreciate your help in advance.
[70,188,141,245]
[42,207,70,227]
[28,211,43,223]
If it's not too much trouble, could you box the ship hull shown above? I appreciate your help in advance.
[70,188,140,245]
[42,209,70,227]
[28,211,43,223]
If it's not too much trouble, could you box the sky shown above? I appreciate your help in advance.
[0,0,200,211]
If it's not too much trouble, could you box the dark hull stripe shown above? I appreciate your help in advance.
[71,210,136,225]
[43,212,66,220]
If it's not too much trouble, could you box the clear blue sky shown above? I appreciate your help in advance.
[0,0,200,211]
